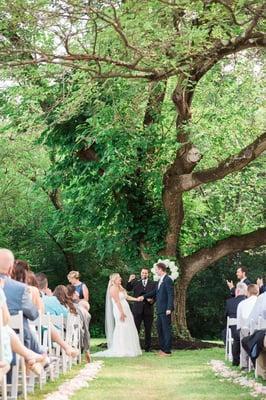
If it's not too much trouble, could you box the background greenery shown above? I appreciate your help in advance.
[0,1,265,338]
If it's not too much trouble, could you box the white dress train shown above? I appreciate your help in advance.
[93,291,142,357]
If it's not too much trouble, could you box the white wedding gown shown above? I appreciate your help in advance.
[93,291,142,357]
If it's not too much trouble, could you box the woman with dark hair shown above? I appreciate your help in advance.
[27,271,44,313]
[10,260,50,364]
[257,275,266,294]
[12,260,44,312]
[67,284,91,363]
[11,259,29,283]
[67,284,90,312]
[53,285,77,315]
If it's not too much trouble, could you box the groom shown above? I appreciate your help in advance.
[138,262,174,356]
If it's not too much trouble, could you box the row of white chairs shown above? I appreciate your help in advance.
[0,310,82,400]
[225,315,266,378]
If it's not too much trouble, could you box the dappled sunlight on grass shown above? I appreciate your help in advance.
[72,348,259,400]
[28,345,264,400]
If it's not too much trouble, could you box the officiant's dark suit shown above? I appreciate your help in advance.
[126,277,156,351]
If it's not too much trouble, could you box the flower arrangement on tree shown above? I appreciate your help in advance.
[151,259,179,282]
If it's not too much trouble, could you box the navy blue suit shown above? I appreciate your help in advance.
[144,274,174,353]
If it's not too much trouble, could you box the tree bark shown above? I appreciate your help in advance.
[173,269,191,338]
[162,82,201,257]
[178,131,266,192]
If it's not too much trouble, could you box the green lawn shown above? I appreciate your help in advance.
[29,340,264,400]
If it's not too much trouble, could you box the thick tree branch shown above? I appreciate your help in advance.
[178,131,266,191]
[45,230,75,271]
[182,227,266,281]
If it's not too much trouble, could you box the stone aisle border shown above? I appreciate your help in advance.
[44,361,103,400]
[209,360,266,398]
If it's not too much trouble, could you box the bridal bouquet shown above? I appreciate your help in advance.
[151,259,179,281]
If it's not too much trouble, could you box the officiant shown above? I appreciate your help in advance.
[126,268,156,352]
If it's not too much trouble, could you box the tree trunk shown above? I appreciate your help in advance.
[162,83,201,258]
[63,250,76,273]
[46,230,76,273]
[173,271,191,339]
[162,192,183,257]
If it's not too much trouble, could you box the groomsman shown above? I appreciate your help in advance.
[126,268,156,352]
[227,266,251,297]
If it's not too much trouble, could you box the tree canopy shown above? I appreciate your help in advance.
[0,0,265,336]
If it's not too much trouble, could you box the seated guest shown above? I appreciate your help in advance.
[0,279,12,378]
[226,266,251,297]
[225,282,247,366]
[26,271,45,313]
[0,279,46,377]
[237,284,259,370]
[12,260,44,313]
[35,273,68,317]
[242,328,266,379]
[256,276,266,295]
[248,291,266,328]
[67,284,90,312]
[0,249,43,355]
[67,285,91,363]
[35,273,78,358]
[67,271,89,301]
[53,285,77,315]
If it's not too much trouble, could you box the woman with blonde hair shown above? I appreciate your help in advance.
[67,271,89,301]
[93,273,142,358]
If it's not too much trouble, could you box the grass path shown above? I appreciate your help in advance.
[30,340,264,400]
[72,344,261,400]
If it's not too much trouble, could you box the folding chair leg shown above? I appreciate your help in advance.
[21,359,27,400]
[1,374,7,400]
[11,364,19,400]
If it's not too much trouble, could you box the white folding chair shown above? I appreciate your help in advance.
[49,314,64,377]
[28,313,47,391]
[41,314,57,382]
[8,311,27,400]
[65,314,81,370]
[0,309,8,400]
[225,317,237,362]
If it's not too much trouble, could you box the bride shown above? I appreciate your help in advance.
[93,273,142,357]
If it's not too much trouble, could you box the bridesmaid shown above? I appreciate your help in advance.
[67,271,89,301]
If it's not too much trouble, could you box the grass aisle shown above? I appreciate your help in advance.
[72,345,261,400]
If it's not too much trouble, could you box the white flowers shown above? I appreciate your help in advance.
[44,361,103,400]
[209,360,266,397]
[151,259,179,282]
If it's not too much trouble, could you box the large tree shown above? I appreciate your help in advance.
[0,0,265,335]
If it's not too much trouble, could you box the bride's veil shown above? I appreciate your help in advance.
[105,278,115,349]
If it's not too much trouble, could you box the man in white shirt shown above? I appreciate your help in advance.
[248,291,266,327]
[237,284,259,369]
